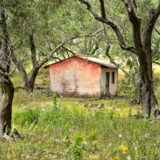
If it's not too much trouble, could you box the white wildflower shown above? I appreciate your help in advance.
[118,134,122,138]
[83,141,87,145]
[126,155,131,160]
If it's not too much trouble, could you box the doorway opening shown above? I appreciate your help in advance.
[106,72,110,96]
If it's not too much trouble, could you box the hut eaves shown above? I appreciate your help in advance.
[44,55,117,69]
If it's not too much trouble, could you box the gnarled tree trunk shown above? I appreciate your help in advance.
[139,50,158,116]
[0,6,18,139]
[11,33,63,95]
[0,75,14,138]
[24,67,39,94]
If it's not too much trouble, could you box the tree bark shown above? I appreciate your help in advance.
[25,67,39,94]
[0,75,14,137]
[139,56,152,116]
[139,50,158,116]
[0,6,15,138]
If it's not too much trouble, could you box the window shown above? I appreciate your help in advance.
[112,72,115,84]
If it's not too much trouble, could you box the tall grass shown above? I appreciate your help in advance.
[4,102,159,159]
[0,89,160,159]
[13,108,40,127]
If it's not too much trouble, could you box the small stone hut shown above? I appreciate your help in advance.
[47,56,118,97]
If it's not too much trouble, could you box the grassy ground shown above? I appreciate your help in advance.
[0,71,160,160]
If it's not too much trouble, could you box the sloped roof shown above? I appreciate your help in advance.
[44,55,118,69]
[77,55,117,69]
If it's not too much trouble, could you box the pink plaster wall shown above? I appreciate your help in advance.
[49,57,101,97]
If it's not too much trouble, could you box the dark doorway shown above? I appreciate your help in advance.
[106,72,110,96]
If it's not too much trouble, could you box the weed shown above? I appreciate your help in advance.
[52,92,57,110]
[71,133,87,160]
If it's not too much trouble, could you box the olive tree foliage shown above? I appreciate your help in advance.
[54,0,105,56]
[7,0,67,94]
[79,0,160,117]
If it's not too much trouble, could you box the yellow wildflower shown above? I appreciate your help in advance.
[115,156,120,160]
[120,145,127,152]
[92,140,98,145]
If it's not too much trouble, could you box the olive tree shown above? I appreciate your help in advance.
[79,0,160,117]
[0,6,14,139]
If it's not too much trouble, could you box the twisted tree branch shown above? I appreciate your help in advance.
[79,0,136,54]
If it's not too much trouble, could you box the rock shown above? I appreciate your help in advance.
[84,103,104,109]
[11,128,21,139]
[3,133,11,141]
[154,109,160,120]
[84,104,89,108]
[96,104,104,108]
[90,104,98,108]
[108,107,114,110]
